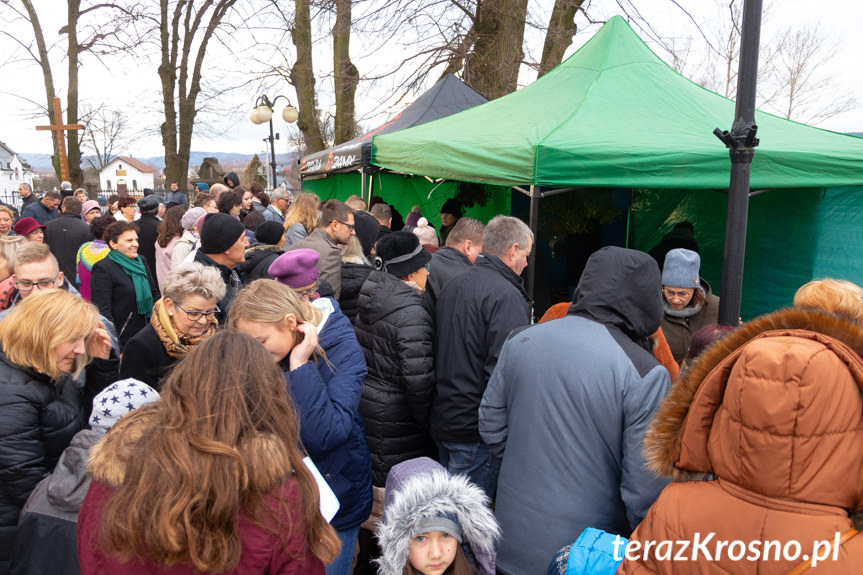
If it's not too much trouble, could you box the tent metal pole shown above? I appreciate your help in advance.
[716,0,762,325]
[360,168,367,204]
[527,184,539,306]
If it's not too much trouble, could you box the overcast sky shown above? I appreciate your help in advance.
[1,0,861,163]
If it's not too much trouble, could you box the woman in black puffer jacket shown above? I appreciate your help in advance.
[355,231,435,487]
[0,290,113,574]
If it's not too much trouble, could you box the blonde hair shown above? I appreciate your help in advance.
[227,279,322,328]
[163,262,227,304]
[0,289,99,380]
[341,235,370,265]
[13,242,57,273]
[793,278,863,322]
[283,193,319,235]
[0,236,27,277]
[0,205,15,221]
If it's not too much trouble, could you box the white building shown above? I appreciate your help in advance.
[99,156,155,194]
[0,141,35,195]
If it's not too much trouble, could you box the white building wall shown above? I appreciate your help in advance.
[99,158,155,192]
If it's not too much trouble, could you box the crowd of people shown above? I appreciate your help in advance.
[0,177,862,575]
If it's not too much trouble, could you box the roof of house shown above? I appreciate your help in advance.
[110,156,156,174]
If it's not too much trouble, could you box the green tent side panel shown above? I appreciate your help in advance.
[631,187,863,320]
[302,172,510,224]
[302,173,363,203]
[809,186,863,278]
[629,188,728,296]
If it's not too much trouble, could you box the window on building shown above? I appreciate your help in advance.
[133,179,138,190]
[107,180,112,190]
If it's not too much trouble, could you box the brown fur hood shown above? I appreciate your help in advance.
[645,307,863,509]
[89,404,293,490]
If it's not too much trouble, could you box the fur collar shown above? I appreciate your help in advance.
[89,405,292,490]
[645,307,863,480]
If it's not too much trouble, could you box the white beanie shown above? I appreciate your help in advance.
[89,378,160,433]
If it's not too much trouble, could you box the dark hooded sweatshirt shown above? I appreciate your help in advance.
[479,246,671,575]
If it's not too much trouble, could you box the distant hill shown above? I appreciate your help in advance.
[19,151,298,173]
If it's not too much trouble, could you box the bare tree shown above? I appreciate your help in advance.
[333,0,359,144]
[538,0,585,78]
[762,26,857,124]
[80,105,132,170]
[0,0,140,186]
[290,0,327,153]
[157,0,240,191]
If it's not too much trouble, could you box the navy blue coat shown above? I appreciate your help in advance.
[283,301,373,531]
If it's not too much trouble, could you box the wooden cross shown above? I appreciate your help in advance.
[36,96,84,182]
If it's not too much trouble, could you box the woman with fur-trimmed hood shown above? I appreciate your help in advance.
[619,308,863,574]
[376,457,500,575]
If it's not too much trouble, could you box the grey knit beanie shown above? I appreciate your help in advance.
[662,248,700,288]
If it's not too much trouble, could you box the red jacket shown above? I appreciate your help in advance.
[78,479,325,575]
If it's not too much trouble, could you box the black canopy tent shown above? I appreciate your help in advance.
[299,74,488,202]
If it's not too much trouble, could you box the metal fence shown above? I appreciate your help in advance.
[0,188,193,212]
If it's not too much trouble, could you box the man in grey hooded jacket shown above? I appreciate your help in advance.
[479,246,671,575]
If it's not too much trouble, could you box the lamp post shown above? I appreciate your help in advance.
[249,95,299,190]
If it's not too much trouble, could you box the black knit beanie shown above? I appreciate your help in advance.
[375,231,431,279]
[255,220,285,246]
[200,213,245,254]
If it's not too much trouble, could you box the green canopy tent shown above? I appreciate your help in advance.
[372,15,863,318]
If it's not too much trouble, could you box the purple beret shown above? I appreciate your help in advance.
[269,248,320,288]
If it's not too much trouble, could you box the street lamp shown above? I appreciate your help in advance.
[250,94,298,189]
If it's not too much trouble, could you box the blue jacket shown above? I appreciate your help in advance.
[283,301,373,530]
[547,529,627,575]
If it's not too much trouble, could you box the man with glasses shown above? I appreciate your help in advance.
[0,243,119,351]
[268,188,290,222]
[286,199,355,299]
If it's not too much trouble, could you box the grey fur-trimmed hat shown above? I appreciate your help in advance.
[375,457,500,575]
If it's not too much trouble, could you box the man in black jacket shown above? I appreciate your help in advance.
[194,213,247,325]
[431,215,533,498]
[18,182,38,212]
[44,197,92,283]
[425,217,484,316]
[135,195,162,289]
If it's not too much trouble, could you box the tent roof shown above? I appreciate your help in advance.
[300,74,486,177]
[371,16,863,190]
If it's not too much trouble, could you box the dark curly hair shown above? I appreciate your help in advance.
[90,215,116,241]
[117,196,138,210]
[103,220,139,245]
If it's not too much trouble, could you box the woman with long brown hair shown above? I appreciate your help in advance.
[229,279,372,575]
[283,192,319,249]
[77,330,341,574]
[154,205,186,292]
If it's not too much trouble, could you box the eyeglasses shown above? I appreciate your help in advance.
[175,303,220,321]
[336,220,355,231]
[662,288,695,300]
[295,284,319,300]
[14,275,59,291]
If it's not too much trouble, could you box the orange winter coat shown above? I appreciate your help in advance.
[619,309,863,574]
